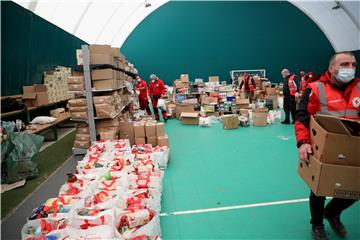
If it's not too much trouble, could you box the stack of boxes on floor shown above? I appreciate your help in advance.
[22,139,170,239]
[134,121,169,147]
[298,115,360,199]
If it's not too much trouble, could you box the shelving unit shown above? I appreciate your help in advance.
[71,45,134,155]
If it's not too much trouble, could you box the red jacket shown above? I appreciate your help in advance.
[295,71,360,147]
[135,80,148,99]
[148,79,166,97]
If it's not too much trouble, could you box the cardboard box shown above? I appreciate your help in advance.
[236,99,250,109]
[157,135,169,147]
[95,104,117,118]
[145,122,157,137]
[90,54,114,65]
[92,69,116,81]
[253,108,268,126]
[68,98,87,107]
[99,129,118,140]
[96,118,119,128]
[73,140,90,149]
[68,83,85,91]
[135,137,146,145]
[77,127,90,134]
[202,97,218,104]
[119,120,134,145]
[209,76,219,82]
[147,136,157,147]
[180,112,200,125]
[223,115,239,129]
[266,95,279,109]
[201,104,216,113]
[76,49,83,65]
[111,47,121,58]
[50,108,65,118]
[89,44,112,54]
[298,155,360,200]
[239,109,250,117]
[69,106,87,112]
[265,87,277,96]
[71,111,88,119]
[68,76,84,84]
[180,74,189,83]
[92,79,118,90]
[206,112,220,117]
[175,103,195,119]
[75,134,91,142]
[310,115,360,166]
[156,123,165,136]
[22,84,49,107]
[133,122,145,138]
[93,96,115,105]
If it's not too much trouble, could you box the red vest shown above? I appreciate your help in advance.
[309,79,360,119]
[245,77,254,92]
[300,79,307,92]
[288,75,297,96]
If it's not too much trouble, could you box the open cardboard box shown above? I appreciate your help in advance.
[253,108,268,126]
[298,155,360,200]
[180,112,200,125]
[176,103,195,119]
[310,115,360,166]
[22,84,49,107]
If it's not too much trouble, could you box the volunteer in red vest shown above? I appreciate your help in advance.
[134,75,151,116]
[239,72,256,102]
[295,51,359,240]
[148,74,167,122]
[281,68,299,124]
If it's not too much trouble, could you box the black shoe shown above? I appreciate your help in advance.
[311,226,329,240]
[164,118,168,123]
[281,121,290,124]
[324,213,347,238]
[291,121,295,124]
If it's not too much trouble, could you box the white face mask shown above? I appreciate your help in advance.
[336,68,355,83]
[151,79,155,83]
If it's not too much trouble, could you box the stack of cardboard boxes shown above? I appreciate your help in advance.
[67,75,85,92]
[68,98,88,120]
[298,115,360,199]
[133,121,169,147]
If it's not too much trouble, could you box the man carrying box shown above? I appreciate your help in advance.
[135,75,151,116]
[295,51,359,240]
[149,74,167,122]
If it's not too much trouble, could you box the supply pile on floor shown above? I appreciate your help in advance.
[22,139,170,240]
[163,73,282,128]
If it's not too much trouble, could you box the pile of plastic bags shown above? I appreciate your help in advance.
[22,139,170,240]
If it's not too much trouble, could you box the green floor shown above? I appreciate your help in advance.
[160,119,360,239]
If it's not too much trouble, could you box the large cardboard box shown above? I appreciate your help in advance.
[95,104,116,118]
[253,108,268,126]
[180,112,200,125]
[68,83,85,91]
[147,136,157,147]
[135,137,146,145]
[298,155,360,200]
[180,74,189,83]
[75,134,91,142]
[89,44,112,54]
[145,122,157,137]
[68,76,84,84]
[92,79,118,90]
[206,112,220,117]
[209,76,219,82]
[119,120,134,145]
[236,99,250,109]
[157,135,169,147]
[310,115,360,166]
[175,103,195,119]
[96,118,119,129]
[73,140,90,149]
[92,69,116,80]
[22,84,49,107]
[223,115,239,130]
[156,123,165,136]
[202,97,218,104]
[90,54,114,65]
[99,129,118,140]
[133,122,145,138]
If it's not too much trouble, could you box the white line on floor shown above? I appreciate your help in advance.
[159,197,330,217]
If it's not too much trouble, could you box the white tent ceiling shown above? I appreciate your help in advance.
[13,0,360,51]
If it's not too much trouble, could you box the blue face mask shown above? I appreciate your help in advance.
[336,68,355,83]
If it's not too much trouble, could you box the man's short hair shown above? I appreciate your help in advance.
[329,51,355,67]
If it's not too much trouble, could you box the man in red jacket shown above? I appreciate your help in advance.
[239,72,256,102]
[148,74,167,122]
[134,75,151,116]
[295,51,359,240]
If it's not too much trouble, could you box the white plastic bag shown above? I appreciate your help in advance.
[30,116,57,124]
[157,99,166,111]
[199,117,211,127]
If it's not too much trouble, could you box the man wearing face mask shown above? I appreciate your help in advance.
[148,74,167,122]
[295,51,359,240]
[134,75,151,116]
[281,68,300,124]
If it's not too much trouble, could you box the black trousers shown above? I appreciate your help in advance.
[309,191,358,227]
[283,95,296,122]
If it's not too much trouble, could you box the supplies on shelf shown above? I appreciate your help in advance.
[44,66,75,103]
[22,140,170,240]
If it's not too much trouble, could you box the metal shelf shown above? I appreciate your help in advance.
[94,111,121,120]
[70,118,88,123]
[68,86,127,95]
[73,64,136,78]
